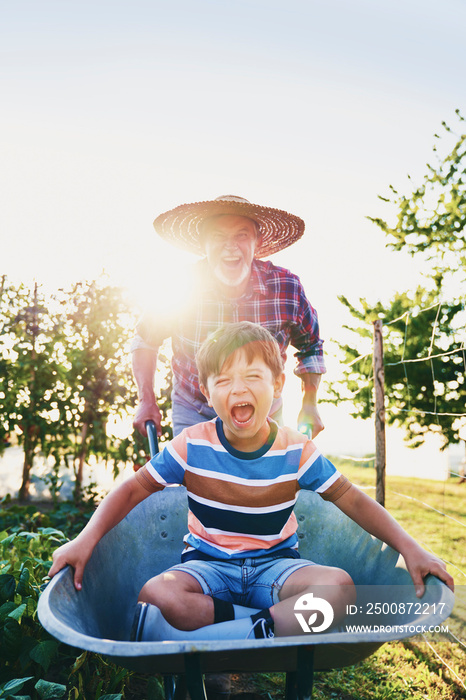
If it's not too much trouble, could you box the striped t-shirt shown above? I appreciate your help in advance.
[135,418,351,561]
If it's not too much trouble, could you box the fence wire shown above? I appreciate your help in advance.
[334,299,466,682]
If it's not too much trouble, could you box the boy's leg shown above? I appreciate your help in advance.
[134,562,355,641]
[137,569,259,630]
[132,569,262,643]
[270,564,356,636]
[139,570,214,629]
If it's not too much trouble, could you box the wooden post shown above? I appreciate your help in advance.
[373,320,386,506]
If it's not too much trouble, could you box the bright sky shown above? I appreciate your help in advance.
[2,0,465,458]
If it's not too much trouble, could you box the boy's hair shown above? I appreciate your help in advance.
[196,321,284,387]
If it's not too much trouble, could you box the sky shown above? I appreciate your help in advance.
[2,0,465,462]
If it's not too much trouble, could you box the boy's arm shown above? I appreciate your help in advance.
[48,475,152,590]
[334,485,454,597]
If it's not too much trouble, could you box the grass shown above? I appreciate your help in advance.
[231,461,466,700]
[332,459,466,583]
[2,464,465,699]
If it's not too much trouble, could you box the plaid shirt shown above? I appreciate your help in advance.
[132,259,326,405]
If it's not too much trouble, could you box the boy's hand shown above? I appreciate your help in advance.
[48,536,94,591]
[47,475,151,592]
[336,486,455,599]
[403,543,454,598]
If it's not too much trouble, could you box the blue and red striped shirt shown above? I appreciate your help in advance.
[135,418,350,561]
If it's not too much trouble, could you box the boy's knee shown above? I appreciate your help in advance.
[325,569,356,622]
[333,567,355,589]
[307,564,355,590]
[138,572,201,619]
[138,574,173,606]
[308,566,356,613]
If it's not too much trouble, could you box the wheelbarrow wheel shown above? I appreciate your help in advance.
[164,673,188,700]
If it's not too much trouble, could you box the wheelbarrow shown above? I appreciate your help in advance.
[38,422,454,700]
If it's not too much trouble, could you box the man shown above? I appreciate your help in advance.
[132,195,326,441]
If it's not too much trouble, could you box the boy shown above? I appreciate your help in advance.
[49,322,453,641]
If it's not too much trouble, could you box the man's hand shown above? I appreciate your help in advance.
[133,399,163,437]
[132,347,161,436]
[297,403,324,439]
[298,372,324,439]
[48,536,94,591]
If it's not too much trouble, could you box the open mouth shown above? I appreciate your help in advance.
[221,256,242,268]
[231,402,255,425]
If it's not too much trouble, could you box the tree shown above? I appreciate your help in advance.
[330,287,465,449]
[60,277,174,500]
[60,278,137,499]
[0,280,69,499]
[328,113,466,453]
[1,275,174,501]
[369,110,466,286]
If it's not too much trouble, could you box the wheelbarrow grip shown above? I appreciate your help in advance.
[145,420,159,458]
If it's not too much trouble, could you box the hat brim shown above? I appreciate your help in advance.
[153,199,305,258]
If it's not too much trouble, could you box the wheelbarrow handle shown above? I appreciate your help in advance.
[145,420,159,458]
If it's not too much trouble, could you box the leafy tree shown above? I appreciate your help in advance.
[330,287,465,449]
[1,275,174,502]
[328,113,466,453]
[59,278,138,499]
[369,110,466,286]
[0,280,69,499]
[59,277,173,500]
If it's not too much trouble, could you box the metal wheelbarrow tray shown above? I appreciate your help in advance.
[38,485,454,698]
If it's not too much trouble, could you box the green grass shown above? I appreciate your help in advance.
[232,462,466,699]
[333,459,466,583]
[313,461,466,698]
[233,635,466,700]
[1,464,465,699]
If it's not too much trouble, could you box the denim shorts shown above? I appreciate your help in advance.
[167,553,315,609]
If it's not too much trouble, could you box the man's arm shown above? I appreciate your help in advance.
[49,476,151,590]
[288,276,326,439]
[334,485,454,597]
[132,347,163,437]
[297,372,324,439]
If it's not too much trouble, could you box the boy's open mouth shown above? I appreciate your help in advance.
[231,402,255,425]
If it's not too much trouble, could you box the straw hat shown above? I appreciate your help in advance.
[153,195,305,258]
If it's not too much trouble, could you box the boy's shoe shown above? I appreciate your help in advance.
[130,603,274,643]
[129,601,180,642]
[247,615,274,639]
[130,602,148,642]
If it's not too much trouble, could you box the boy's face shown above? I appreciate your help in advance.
[200,348,285,451]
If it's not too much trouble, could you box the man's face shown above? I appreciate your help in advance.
[202,215,259,294]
